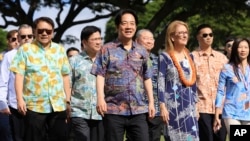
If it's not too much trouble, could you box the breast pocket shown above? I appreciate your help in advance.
[129,58,143,72]
[104,70,126,95]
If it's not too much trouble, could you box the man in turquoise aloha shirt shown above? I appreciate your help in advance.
[69,26,104,141]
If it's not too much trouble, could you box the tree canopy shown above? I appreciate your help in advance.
[105,0,250,53]
[0,0,149,48]
[1,0,250,53]
[0,29,7,52]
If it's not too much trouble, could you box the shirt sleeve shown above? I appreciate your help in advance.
[0,53,10,106]
[91,47,108,76]
[215,64,228,108]
[158,53,167,103]
[0,100,8,110]
[9,47,26,75]
[59,46,71,75]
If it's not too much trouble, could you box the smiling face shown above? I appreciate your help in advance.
[83,31,102,54]
[34,21,54,47]
[136,30,155,51]
[117,13,137,41]
[171,24,189,47]
[237,40,249,61]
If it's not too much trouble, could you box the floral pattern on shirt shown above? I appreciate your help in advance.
[69,51,102,120]
[10,40,71,113]
[216,64,250,120]
[192,49,228,114]
[91,40,152,115]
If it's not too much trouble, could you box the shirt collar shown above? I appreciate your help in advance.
[114,38,136,50]
[197,48,215,57]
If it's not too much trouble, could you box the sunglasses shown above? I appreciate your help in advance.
[37,29,53,35]
[9,37,17,42]
[20,34,33,39]
[226,43,232,48]
[202,33,213,38]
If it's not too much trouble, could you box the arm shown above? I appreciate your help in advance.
[63,74,71,122]
[0,76,9,114]
[0,55,11,114]
[158,53,169,124]
[96,75,107,117]
[63,74,71,102]
[15,73,26,115]
[213,65,227,132]
[144,78,155,119]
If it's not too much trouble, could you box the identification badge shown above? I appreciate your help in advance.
[244,101,250,110]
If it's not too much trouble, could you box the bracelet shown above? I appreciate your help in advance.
[66,101,71,105]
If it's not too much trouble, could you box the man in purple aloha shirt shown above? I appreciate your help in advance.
[91,9,155,141]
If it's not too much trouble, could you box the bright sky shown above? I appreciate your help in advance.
[0,1,110,50]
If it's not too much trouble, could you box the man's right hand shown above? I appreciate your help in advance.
[96,98,107,117]
[17,98,27,116]
[0,107,11,115]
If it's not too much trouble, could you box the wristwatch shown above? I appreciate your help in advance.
[66,101,71,105]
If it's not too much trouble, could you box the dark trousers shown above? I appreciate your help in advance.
[126,116,164,141]
[0,113,12,141]
[198,113,227,141]
[70,117,105,141]
[103,114,149,141]
[147,116,164,141]
[9,107,25,141]
[24,110,69,141]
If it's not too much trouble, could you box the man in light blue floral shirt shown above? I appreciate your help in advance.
[69,26,104,141]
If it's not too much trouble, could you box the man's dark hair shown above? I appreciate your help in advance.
[224,36,235,45]
[33,16,55,29]
[196,24,212,35]
[66,47,80,56]
[114,9,138,27]
[80,26,101,41]
[6,29,18,39]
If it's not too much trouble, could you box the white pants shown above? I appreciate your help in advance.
[224,118,250,138]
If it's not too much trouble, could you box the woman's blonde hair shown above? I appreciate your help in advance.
[165,20,189,53]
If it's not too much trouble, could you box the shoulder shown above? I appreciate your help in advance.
[102,41,119,49]
[159,52,172,62]
[212,50,228,62]
[191,49,199,56]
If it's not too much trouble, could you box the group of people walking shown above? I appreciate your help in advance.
[0,8,250,141]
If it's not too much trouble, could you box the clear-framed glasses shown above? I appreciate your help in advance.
[89,37,103,42]
[175,31,188,36]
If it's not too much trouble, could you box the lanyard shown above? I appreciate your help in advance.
[238,65,250,90]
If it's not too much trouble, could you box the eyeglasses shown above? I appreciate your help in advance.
[89,37,103,42]
[37,29,53,35]
[202,33,213,38]
[9,37,17,42]
[175,31,188,36]
[20,34,33,39]
[142,37,155,41]
[226,43,232,48]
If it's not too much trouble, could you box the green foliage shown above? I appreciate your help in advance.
[0,29,7,52]
[105,0,250,53]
